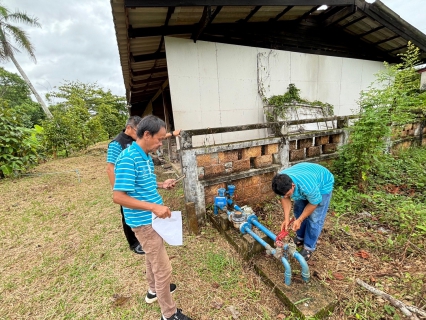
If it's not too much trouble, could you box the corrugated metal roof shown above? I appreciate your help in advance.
[110,0,426,109]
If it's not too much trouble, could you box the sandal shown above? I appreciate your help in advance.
[293,236,304,247]
[300,248,313,261]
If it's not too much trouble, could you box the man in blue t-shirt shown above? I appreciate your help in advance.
[113,115,192,320]
[272,162,334,261]
[106,116,144,254]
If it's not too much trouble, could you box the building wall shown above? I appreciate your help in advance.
[421,71,426,90]
[165,36,385,146]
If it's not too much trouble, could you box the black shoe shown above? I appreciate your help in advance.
[293,236,304,247]
[146,283,177,304]
[300,248,313,261]
[161,309,192,320]
[132,244,145,255]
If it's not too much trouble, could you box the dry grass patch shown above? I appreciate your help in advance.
[0,144,285,319]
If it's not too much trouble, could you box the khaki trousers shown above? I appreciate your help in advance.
[132,225,176,318]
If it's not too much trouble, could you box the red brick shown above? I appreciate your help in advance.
[253,155,273,168]
[260,182,272,194]
[322,143,337,154]
[260,172,275,182]
[242,185,261,199]
[290,149,305,161]
[289,141,297,150]
[315,135,330,146]
[299,138,313,149]
[250,175,262,186]
[408,130,415,136]
[204,183,226,197]
[218,150,238,163]
[232,179,245,190]
[196,153,218,167]
[306,146,321,158]
[205,196,214,206]
[264,144,279,155]
[331,134,341,144]
[241,146,261,159]
[233,159,250,172]
[204,164,225,178]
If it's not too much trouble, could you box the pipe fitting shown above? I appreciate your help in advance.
[246,214,258,225]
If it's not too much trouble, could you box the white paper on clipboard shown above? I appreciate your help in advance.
[151,211,183,246]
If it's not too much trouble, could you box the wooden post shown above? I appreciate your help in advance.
[185,202,199,235]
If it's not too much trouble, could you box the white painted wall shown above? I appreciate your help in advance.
[165,37,384,146]
[421,71,426,90]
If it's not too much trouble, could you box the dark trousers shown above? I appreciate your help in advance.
[120,206,139,248]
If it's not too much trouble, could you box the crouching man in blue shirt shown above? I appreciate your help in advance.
[272,162,334,261]
[113,115,192,320]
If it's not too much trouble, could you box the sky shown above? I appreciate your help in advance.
[2,0,426,103]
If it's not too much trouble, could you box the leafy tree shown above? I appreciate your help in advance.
[0,100,40,177]
[42,81,125,156]
[0,67,45,127]
[46,81,127,117]
[333,42,426,190]
[0,4,52,118]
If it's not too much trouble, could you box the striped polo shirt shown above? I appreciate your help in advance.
[106,141,124,164]
[114,142,163,227]
[279,162,334,205]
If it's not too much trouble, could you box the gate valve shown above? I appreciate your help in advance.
[274,217,295,247]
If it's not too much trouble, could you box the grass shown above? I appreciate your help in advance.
[1,142,425,319]
[0,143,284,319]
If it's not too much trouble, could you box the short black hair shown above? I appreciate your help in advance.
[271,173,293,196]
[137,115,166,138]
[126,116,142,129]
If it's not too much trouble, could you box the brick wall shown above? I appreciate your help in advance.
[197,144,279,206]
[204,172,276,207]
[197,144,278,180]
[289,134,341,162]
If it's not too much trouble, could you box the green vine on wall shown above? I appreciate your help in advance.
[264,84,334,122]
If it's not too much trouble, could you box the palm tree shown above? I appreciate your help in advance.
[0,4,52,118]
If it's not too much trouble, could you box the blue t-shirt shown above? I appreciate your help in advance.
[280,163,334,205]
[107,141,124,164]
[113,142,163,227]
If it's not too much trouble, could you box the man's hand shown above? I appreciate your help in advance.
[152,204,171,219]
[162,179,176,189]
[281,218,290,231]
[292,218,303,232]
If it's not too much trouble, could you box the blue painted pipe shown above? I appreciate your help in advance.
[241,222,292,285]
[281,257,292,286]
[240,223,276,255]
[283,244,310,282]
[248,217,310,283]
[247,214,277,242]
[292,251,310,282]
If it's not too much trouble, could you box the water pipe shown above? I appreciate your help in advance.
[241,222,292,286]
[213,185,309,284]
[283,244,310,282]
[247,214,310,283]
[246,214,277,242]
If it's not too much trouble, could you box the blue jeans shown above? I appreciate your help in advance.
[293,193,332,251]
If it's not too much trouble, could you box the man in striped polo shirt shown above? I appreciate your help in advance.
[113,115,192,320]
[107,116,144,255]
[272,162,334,261]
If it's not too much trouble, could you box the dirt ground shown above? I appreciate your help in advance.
[1,142,424,319]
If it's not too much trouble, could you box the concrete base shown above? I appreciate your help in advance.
[207,212,336,319]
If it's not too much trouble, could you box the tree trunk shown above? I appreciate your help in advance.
[10,54,53,119]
